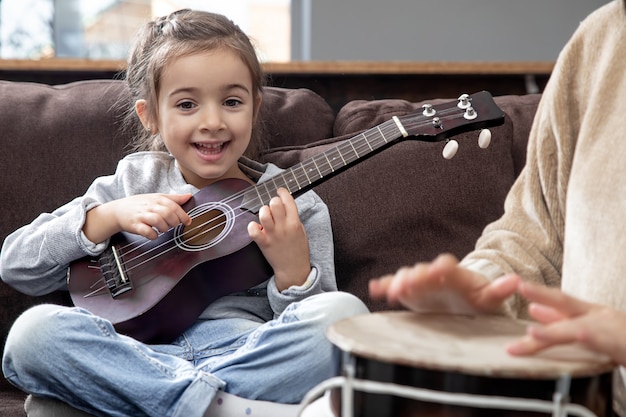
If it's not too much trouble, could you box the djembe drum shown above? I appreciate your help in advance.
[322,312,614,417]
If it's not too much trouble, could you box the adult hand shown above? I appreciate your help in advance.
[369,253,519,315]
[507,281,626,366]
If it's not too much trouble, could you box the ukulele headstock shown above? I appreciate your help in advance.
[398,91,505,159]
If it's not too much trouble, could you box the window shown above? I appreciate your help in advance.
[0,0,290,62]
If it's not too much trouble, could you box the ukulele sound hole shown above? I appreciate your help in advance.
[175,202,235,251]
[182,209,226,247]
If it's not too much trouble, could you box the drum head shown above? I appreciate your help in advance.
[327,311,614,379]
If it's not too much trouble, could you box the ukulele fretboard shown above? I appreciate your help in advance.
[242,118,403,212]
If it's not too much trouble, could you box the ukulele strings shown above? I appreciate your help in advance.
[111,109,468,272]
[108,109,470,273]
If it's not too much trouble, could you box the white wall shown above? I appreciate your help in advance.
[292,0,610,61]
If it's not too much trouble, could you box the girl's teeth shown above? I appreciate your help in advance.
[196,143,223,154]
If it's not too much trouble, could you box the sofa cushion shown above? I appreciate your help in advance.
[0,80,131,396]
[0,80,131,245]
[259,87,335,148]
[260,94,541,310]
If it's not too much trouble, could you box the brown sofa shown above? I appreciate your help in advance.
[0,79,541,416]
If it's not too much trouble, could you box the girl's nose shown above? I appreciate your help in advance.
[200,105,224,131]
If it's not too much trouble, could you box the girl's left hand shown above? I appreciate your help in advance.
[247,187,311,291]
[507,281,626,366]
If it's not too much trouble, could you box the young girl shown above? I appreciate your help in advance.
[1,9,367,417]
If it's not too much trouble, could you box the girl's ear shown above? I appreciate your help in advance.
[135,99,158,134]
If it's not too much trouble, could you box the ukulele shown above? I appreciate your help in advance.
[68,91,505,343]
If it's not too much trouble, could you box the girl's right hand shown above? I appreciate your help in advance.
[83,193,193,243]
[368,253,520,315]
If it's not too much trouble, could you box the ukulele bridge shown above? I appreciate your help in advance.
[98,245,133,298]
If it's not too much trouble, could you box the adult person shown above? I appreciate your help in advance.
[370,0,626,413]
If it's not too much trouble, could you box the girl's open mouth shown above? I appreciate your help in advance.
[194,142,224,155]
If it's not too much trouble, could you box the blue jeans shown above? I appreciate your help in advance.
[2,292,368,417]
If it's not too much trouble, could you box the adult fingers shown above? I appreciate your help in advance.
[518,282,592,318]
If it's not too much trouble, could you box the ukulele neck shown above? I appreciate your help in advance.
[242,118,405,212]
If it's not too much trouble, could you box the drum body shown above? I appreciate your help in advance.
[327,312,615,417]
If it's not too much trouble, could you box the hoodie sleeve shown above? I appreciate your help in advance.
[0,153,180,296]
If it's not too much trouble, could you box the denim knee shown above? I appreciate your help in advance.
[294,292,368,380]
[2,304,68,381]
[5,304,67,357]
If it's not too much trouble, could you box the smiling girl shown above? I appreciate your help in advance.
[1,10,367,417]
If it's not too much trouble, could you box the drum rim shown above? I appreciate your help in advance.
[327,311,616,379]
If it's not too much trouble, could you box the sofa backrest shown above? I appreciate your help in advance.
[0,79,541,352]
[260,93,541,309]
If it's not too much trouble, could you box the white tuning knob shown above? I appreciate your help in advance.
[442,140,459,159]
[478,129,492,149]
[457,94,470,109]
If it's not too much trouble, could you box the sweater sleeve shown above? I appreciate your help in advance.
[460,13,588,318]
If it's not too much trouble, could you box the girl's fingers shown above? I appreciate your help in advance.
[257,205,275,231]
[276,188,298,219]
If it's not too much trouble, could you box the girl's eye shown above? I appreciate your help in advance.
[177,101,196,110]
[224,98,242,108]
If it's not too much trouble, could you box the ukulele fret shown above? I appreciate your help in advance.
[269,176,279,193]
[376,126,386,145]
[266,181,278,202]
[290,169,301,189]
[311,158,323,178]
[359,129,379,153]
[300,162,312,183]
[322,153,334,173]
[313,153,335,176]
[339,141,356,165]
[302,159,326,182]
[348,140,360,158]
[253,183,266,206]
[292,164,311,189]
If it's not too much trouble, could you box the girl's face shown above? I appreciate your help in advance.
[149,48,260,189]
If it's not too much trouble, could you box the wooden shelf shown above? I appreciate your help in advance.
[0,58,126,72]
[263,61,554,75]
[0,59,552,112]
[0,58,553,75]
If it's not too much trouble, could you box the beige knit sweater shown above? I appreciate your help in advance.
[461,0,626,411]
[463,0,626,318]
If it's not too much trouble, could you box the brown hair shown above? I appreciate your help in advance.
[123,9,266,159]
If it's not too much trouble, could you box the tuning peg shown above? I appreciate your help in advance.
[457,94,471,109]
[478,129,492,149]
[442,139,459,159]
[463,106,477,120]
[422,104,436,117]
